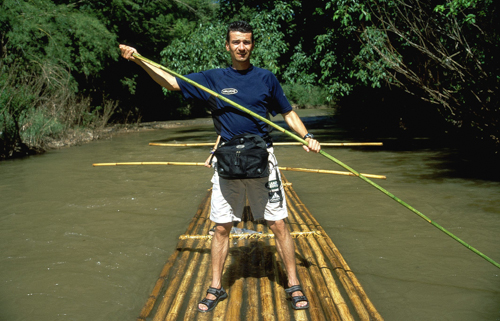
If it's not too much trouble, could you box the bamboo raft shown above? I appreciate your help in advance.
[137,174,383,321]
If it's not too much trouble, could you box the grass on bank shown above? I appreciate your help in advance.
[0,62,118,159]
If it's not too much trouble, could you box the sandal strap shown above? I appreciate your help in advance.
[285,285,303,295]
[207,286,225,298]
[291,295,308,303]
[199,298,215,305]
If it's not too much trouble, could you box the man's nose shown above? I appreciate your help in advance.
[237,42,245,51]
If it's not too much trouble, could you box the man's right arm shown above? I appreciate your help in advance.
[119,44,180,91]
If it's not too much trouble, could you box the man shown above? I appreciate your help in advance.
[120,21,320,312]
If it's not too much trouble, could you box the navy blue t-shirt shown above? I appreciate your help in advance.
[176,66,293,142]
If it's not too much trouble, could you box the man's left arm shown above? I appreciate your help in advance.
[282,111,321,153]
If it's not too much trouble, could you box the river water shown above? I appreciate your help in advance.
[1,110,499,320]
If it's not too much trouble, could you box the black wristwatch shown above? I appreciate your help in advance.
[303,133,314,140]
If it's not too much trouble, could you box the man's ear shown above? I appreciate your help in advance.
[225,41,230,51]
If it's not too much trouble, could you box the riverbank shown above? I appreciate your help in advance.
[43,108,335,151]
[36,118,213,152]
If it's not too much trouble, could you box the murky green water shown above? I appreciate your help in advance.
[1,111,499,320]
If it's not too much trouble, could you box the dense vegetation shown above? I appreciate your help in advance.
[1,0,498,158]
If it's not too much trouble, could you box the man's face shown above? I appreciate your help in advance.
[226,31,254,64]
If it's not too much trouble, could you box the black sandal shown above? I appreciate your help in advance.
[197,286,228,313]
[285,285,309,310]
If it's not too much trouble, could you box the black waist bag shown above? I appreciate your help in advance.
[214,133,269,179]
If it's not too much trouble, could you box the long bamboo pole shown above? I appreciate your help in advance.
[274,142,382,147]
[178,230,322,240]
[132,52,500,270]
[278,167,386,180]
[92,162,386,180]
[149,142,383,147]
[93,161,206,167]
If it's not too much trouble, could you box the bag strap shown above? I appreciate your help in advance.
[218,133,273,148]
[269,151,282,185]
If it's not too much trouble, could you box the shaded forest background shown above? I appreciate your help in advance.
[1,0,498,159]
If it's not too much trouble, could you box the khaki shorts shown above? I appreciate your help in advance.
[210,148,288,223]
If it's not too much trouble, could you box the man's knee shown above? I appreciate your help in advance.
[214,222,232,236]
[267,219,287,233]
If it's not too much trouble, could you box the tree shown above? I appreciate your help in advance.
[324,0,500,149]
[0,0,118,157]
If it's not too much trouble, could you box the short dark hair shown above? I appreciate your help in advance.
[226,21,254,43]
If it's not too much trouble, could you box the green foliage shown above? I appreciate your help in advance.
[282,44,317,88]
[160,22,229,75]
[282,83,333,109]
[314,0,500,149]
[159,1,292,75]
[353,27,400,88]
[434,0,492,23]
[1,0,118,78]
[1,0,499,156]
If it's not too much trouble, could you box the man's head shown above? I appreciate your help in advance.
[226,21,255,69]
[226,21,254,44]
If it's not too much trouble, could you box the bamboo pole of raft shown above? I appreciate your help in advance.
[285,197,347,320]
[164,216,212,321]
[252,221,279,321]
[178,231,322,240]
[183,199,214,320]
[285,191,365,321]
[92,162,386,180]
[226,217,261,321]
[213,238,234,321]
[150,198,212,321]
[225,222,246,321]
[244,220,261,321]
[261,223,290,321]
[132,53,500,270]
[290,239,325,321]
[149,142,383,147]
[283,178,383,321]
[249,220,269,321]
[183,241,211,320]
[166,194,213,320]
[283,181,373,319]
[136,190,211,320]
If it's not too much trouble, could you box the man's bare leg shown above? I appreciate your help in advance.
[198,222,232,311]
[268,219,308,308]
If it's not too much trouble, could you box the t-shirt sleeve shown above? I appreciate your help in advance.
[176,72,211,101]
[267,74,293,116]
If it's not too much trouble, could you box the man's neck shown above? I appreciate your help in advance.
[231,61,252,71]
